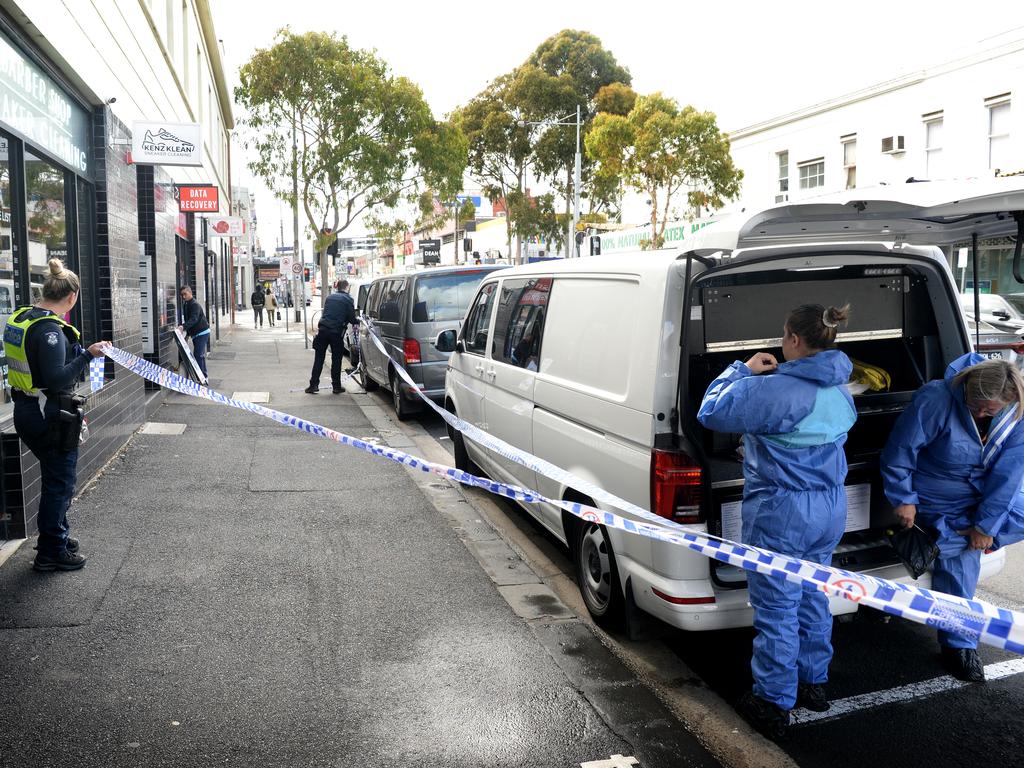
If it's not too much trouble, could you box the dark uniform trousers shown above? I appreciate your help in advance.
[13,395,77,556]
[309,330,346,389]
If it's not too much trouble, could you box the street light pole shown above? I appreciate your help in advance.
[572,104,581,258]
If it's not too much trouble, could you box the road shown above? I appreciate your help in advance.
[400,400,1024,767]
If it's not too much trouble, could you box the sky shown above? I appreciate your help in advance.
[209,0,1021,257]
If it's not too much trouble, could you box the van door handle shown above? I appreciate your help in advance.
[474,364,485,374]
[485,368,496,380]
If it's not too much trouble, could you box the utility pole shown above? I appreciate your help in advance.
[572,103,582,257]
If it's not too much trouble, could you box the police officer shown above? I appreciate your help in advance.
[4,259,108,571]
[304,279,356,394]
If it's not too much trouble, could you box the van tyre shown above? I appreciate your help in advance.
[574,521,626,631]
[390,372,414,421]
[359,363,378,392]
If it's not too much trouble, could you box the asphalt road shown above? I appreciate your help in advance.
[404,402,1024,767]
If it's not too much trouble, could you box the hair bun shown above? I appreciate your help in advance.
[824,304,850,328]
[47,258,67,277]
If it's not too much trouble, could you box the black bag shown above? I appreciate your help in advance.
[276,310,281,320]
[885,524,940,579]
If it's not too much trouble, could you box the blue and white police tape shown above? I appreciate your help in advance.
[357,322,1024,652]
[89,356,106,392]
[99,343,1024,653]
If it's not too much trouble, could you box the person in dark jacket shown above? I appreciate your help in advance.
[177,285,210,377]
[250,287,265,328]
[3,259,109,571]
[305,279,356,394]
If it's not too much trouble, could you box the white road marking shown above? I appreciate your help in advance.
[580,756,639,768]
[792,657,1024,725]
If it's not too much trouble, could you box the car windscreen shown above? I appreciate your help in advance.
[412,271,491,323]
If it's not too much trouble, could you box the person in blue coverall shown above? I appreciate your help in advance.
[699,304,856,740]
[881,354,1024,682]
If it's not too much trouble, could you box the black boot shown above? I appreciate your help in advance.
[737,691,790,741]
[941,647,985,682]
[33,550,87,572]
[796,682,830,712]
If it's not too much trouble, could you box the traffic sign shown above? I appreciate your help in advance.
[280,255,293,273]
[291,262,302,276]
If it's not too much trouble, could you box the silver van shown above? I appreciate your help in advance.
[358,265,506,418]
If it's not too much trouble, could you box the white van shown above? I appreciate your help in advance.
[436,179,1024,633]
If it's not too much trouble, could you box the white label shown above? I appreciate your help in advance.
[720,482,872,544]
[957,247,969,270]
[690,304,703,321]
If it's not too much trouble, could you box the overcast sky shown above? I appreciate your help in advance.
[210,0,1020,255]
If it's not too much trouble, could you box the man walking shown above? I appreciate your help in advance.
[178,285,210,377]
[250,286,265,328]
[305,279,356,394]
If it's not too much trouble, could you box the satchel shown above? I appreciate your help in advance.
[885,524,940,579]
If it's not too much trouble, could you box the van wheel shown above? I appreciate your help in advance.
[390,371,415,421]
[359,362,378,392]
[574,521,625,631]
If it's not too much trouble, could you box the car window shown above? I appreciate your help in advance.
[461,282,497,356]
[412,270,492,323]
[357,284,369,311]
[378,279,404,323]
[492,277,552,371]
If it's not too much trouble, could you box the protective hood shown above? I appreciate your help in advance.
[776,349,853,388]
[944,352,986,382]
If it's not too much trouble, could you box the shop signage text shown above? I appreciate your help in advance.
[131,121,202,167]
[206,215,244,237]
[419,239,440,264]
[0,35,90,174]
[175,184,219,213]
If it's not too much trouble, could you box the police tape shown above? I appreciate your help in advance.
[100,344,1024,655]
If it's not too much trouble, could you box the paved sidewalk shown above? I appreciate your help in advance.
[0,323,717,768]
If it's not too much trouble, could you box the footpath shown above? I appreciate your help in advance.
[0,322,718,768]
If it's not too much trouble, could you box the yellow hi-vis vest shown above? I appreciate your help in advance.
[3,307,81,395]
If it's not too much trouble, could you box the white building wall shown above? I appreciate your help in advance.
[726,38,1024,214]
[8,0,233,202]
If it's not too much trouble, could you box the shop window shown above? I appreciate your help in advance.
[0,136,13,416]
[25,151,68,305]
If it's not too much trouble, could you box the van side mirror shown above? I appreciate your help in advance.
[435,329,459,353]
[994,310,1011,320]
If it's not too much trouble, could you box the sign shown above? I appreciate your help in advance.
[173,328,207,384]
[206,215,244,237]
[291,262,302,276]
[419,238,441,265]
[175,212,188,239]
[131,121,202,167]
[175,184,219,213]
[0,34,90,174]
[280,255,292,274]
[257,265,281,281]
[275,246,294,254]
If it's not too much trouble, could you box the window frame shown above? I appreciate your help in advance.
[987,99,1011,171]
[797,158,825,190]
[460,281,497,357]
[841,135,856,190]
[923,113,943,178]
[777,150,789,194]
[491,276,552,370]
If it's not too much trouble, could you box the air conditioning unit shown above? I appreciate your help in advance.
[774,194,789,203]
[881,135,906,155]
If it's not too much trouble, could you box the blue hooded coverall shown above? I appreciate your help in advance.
[699,350,856,711]
[881,352,1024,650]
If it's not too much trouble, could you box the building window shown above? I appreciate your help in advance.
[798,158,825,190]
[924,114,943,179]
[988,99,1011,172]
[777,151,789,193]
[841,135,856,189]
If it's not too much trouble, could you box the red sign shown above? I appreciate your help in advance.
[175,184,220,213]
[176,212,188,239]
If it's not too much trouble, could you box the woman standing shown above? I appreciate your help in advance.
[882,355,1024,682]
[698,304,856,740]
[265,287,278,327]
[3,259,108,571]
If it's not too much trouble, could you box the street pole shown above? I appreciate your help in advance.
[572,103,582,257]
[292,111,307,349]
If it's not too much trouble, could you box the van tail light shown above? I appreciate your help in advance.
[403,338,421,364]
[651,449,702,524]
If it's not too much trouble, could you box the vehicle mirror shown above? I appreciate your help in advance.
[435,329,457,352]
[994,310,1011,320]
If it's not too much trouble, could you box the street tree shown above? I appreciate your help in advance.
[236,29,466,305]
[586,93,743,249]
[513,30,632,223]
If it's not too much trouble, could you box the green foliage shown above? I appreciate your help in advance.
[505,190,563,252]
[235,28,466,293]
[594,83,637,117]
[587,92,743,248]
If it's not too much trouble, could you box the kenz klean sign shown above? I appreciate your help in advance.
[174,184,219,213]
[131,121,202,166]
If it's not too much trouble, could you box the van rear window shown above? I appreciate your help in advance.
[412,272,490,323]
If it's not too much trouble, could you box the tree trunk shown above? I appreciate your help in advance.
[319,248,329,309]
[649,188,658,245]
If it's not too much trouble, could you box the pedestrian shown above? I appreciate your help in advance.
[265,287,277,327]
[305,278,356,394]
[250,286,265,328]
[698,304,856,740]
[3,259,109,571]
[881,354,1024,683]
[177,285,210,377]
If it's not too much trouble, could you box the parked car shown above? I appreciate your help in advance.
[345,280,370,367]
[358,265,507,419]
[958,292,1024,334]
[967,318,1024,366]
[436,179,1024,634]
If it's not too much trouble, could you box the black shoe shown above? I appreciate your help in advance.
[332,387,343,394]
[304,386,319,394]
[737,691,790,741]
[33,550,87,572]
[796,682,830,712]
[941,647,985,682]
[66,537,80,554]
